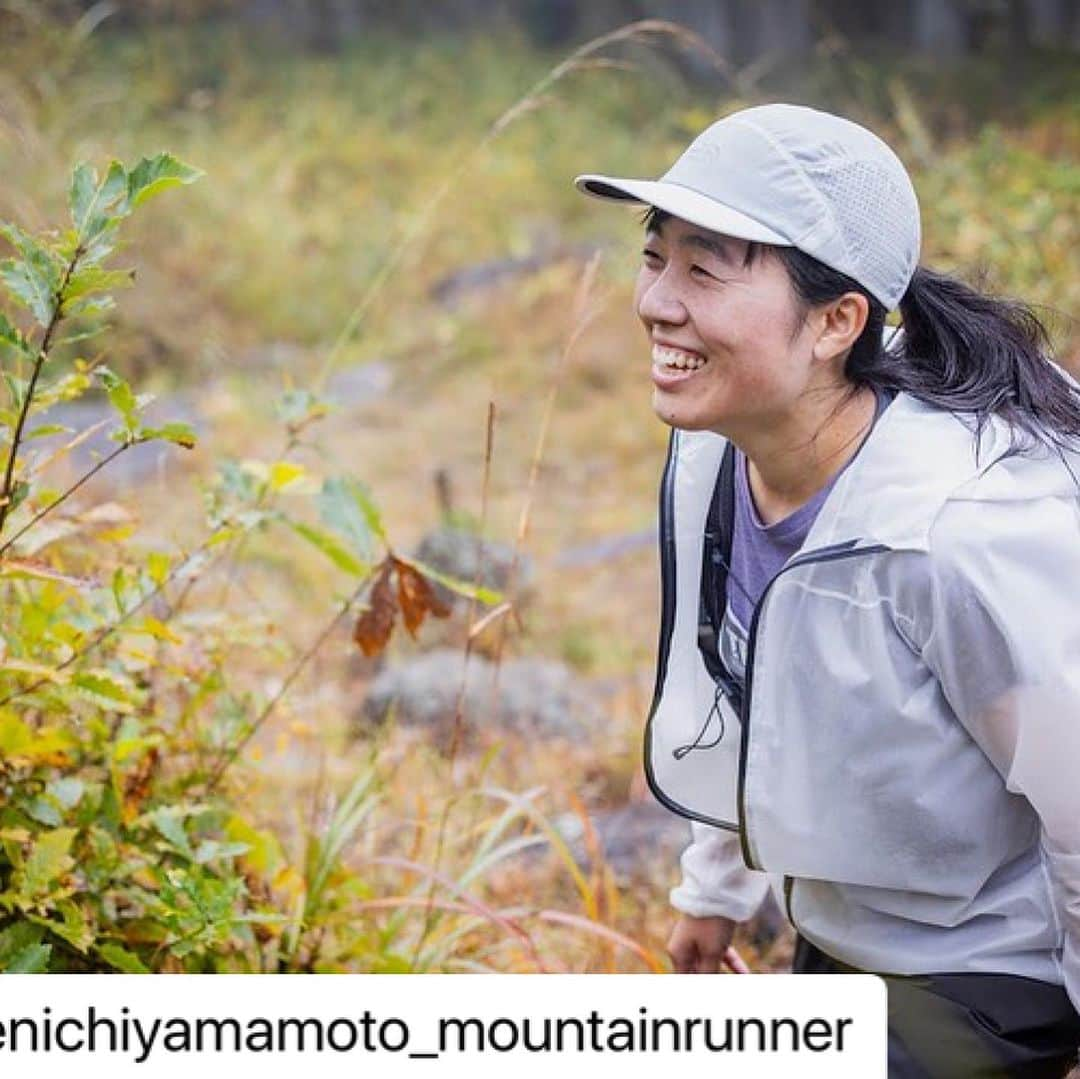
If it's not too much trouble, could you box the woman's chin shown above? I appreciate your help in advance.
[652,393,720,432]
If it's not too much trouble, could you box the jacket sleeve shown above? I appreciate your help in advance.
[669,820,771,921]
[923,492,1080,1012]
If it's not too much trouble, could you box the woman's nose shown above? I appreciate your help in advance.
[636,270,687,327]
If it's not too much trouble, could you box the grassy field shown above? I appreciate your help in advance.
[2,12,1078,972]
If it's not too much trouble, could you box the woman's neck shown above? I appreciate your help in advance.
[733,385,878,526]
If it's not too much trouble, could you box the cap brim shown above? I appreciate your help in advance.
[573,174,791,247]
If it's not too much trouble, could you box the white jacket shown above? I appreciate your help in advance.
[649,389,1080,1010]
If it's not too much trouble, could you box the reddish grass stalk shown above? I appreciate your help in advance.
[485,252,604,719]
[408,399,496,970]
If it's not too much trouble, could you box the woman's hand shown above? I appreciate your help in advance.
[667,914,750,973]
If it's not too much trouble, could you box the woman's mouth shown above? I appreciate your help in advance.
[651,344,708,387]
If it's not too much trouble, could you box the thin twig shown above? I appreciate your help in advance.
[0,526,225,709]
[204,573,371,791]
[0,439,133,556]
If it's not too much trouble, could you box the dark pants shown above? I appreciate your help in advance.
[792,934,1080,1078]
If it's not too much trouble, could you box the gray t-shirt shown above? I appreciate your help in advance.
[718,390,892,686]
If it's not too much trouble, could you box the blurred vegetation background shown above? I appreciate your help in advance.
[0,0,1076,973]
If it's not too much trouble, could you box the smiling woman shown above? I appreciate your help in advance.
[636,211,877,522]
[574,103,1080,1078]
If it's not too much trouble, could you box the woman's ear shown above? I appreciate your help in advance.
[811,292,869,366]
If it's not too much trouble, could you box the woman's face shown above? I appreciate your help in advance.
[633,213,819,437]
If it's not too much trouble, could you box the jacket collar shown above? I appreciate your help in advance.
[675,390,1080,555]
[803,390,1073,553]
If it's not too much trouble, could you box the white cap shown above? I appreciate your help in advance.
[575,103,921,311]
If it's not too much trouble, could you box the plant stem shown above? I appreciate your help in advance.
[204,572,371,791]
[409,399,496,971]
[0,526,223,709]
[0,245,81,540]
[486,253,602,719]
[0,439,133,556]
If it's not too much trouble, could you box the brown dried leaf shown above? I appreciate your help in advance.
[395,558,451,638]
[122,746,160,826]
[353,560,398,657]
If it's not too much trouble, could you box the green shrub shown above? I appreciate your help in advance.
[0,154,471,972]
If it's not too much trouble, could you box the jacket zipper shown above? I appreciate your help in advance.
[736,540,889,870]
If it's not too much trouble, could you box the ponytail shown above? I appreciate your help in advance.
[885,266,1080,450]
[772,243,1080,453]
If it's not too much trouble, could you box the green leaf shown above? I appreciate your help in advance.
[97,942,148,974]
[0,222,59,267]
[24,424,72,440]
[318,477,382,560]
[157,816,190,852]
[224,815,285,878]
[286,519,369,577]
[0,312,28,355]
[62,265,134,306]
[124,153,203,212]
[60,294,118,319]
[146,551,171,586]
[269,460,306,492]
[400,555,502,606]
[97,367,138,429]
[5,480,30,514]
[47,778,84,810]
[20,827,77,899]
[24,798,63,828]
[111,564,128,613]
[140,421,196,449]
[75,160,128,245]
[79,218,122,267]
[0,923,49,972]
[0,709,33,754]
[31,900,93,953]
[68,162,98,234]
[2,370,27,411]
[0,224,63,327]
[69,671,138,713]
[0,257,58,327]
[193,840,250,864]
[5,940,51,972]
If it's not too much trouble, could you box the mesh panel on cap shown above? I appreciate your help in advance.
[807,157,912,300]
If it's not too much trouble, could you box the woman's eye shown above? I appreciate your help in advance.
[690,264,717,281]
[641,248,663,266]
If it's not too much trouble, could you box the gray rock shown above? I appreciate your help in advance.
[431,253,554,308]
[552,529,654,568]
[323,362,392,409]
[412,527,534,609]
[358,648,596,746]
[430,243,606,309]
[552,799,691,879]
[232,341,308,371]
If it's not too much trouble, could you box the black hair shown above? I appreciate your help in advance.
[642,205,1080,454]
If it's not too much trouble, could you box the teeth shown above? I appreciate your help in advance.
[653,345,707,370]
